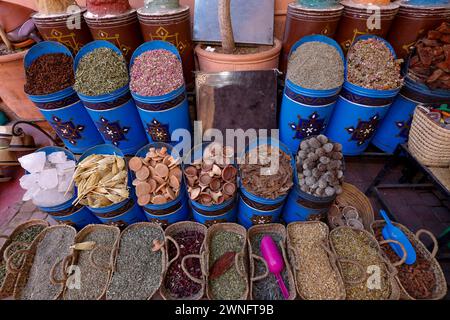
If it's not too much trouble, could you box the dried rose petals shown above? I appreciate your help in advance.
[130,49,184,97]
[347,38,402,90]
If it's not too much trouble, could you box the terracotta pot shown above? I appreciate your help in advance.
[180,0,195,22]
[280,2,343,73]
[274,0,292,41]
[0,2,35,32]
[387,3,450,59]
[84,9,144,62]
[195,38,282,72]
[32,8,93,55]
[0,50,43,123]
[137,5,195,86]
[334,0,399,54]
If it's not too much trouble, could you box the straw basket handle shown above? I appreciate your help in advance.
[415,229,438,259]
[287,245,300,271]
[320,240,338,265]
[337,257,366,285]
[234,251,247,279]
[165,236,181,266]
[250,254,269,282]
[6,249,31,274]
[50,255,72,285]
[379,239,407,267]
[3,241,29,262]
[89,245,114,272]
[181,254,205,285]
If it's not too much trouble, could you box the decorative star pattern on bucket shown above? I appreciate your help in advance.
[345,114,380,146]
[289,112,326,140]
[96,117,130,147]
[51,116,84,145]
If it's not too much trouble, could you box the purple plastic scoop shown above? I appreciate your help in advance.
[260,235,289,299]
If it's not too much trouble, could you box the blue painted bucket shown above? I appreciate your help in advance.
[183,142,238,226]
[325,35,402,155]
[279,35,344,154]
[26,146,99,229]
[237,138,294,229]
[130,41,191,145]
[372,75,450,153]
[74,40,147,155]
[78,144,145,225]
[134,142,190,227]
[24,41,103,154]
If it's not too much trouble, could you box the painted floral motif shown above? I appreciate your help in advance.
[251,215,273,225]
[289,112,326,140]
[96,117,130,147]
[147,118,170,142]
[51,116,84,145]
[396,115,413,139]
[346,114,380,146]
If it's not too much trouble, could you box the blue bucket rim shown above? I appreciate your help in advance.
[344,35,402,97]
[286,34,345,97]
[78,143,125,162]
[403,74,450,99]
[237,137,294,204]
[129,41,184,102]
[93,198,140,220]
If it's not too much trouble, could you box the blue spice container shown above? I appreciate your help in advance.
[130,41,191,145]
[24,41,103,154]
[31,146,100,229]
[372,75,450,153]
[78,144,146,226]
[134,142,189,228]
[237,138,294,229]
[74,40,147,155]
[279,35,345,154]
[325,35,402,155]
[184,142,238,227]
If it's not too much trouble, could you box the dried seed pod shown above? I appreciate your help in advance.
[324,186,335,197]
[305,176,315,186]
[184,166,197,177]
[323,143,334,153]
[222,164,237,182]
[223,182,236,196]
[315,148,325,157]
[331,152,343,160]
[308,137,321,149]
[333,143,342,152]
[318,179,327,189]
[298,150,307,159]
[317,134,328,144]
[303,169,312,177]
[300,140,309,151]
[317,163,327,172]
[319,156,330,165]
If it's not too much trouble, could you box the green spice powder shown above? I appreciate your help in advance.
[74,47,129,96]
[209,231,246,300]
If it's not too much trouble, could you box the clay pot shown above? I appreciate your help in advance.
[387,3,450,59]
[32,8,93,55]
[137,5,195,87]
[334,0,399,54]
[280,2,344,73]
[84,9,143,62]
[195,38,282,72]
[274,0,291,41]
[0,2,35,32]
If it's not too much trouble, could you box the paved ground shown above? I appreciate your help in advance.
[0,155,449,299]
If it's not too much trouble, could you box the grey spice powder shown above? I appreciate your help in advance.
[287,41,344,90]
[209,231,246,300]
[106,225,164,300]
[74,47,129,96]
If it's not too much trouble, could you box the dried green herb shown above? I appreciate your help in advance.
[74,47,129,96]
[209,231,246,300]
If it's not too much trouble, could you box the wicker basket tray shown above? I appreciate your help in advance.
[63,224,120,300]
[329,226,401,300]
[248,223,296,300]
[328,182,375,231]
[11,225,77,300]
[370,220,447,300]
[160,221,207,300]
[409,106,450,167]
[0,219,49,299]
[287,221,346,300]
[205,223,249,300]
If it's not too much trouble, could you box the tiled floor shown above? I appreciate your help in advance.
[0,156,449,299]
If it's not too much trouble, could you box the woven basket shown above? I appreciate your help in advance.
[329,182,375,231]
[287,221,346,300]
[370,220,447,300]
[160,221,208,300]
[63,224,120,300]
[248,223,296,300]
[329,226,401,300]
[205,223,249,300]
[409,106,450,167]
[0,219,49,299]
[11,225,77,300]
[106,222,166,300]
